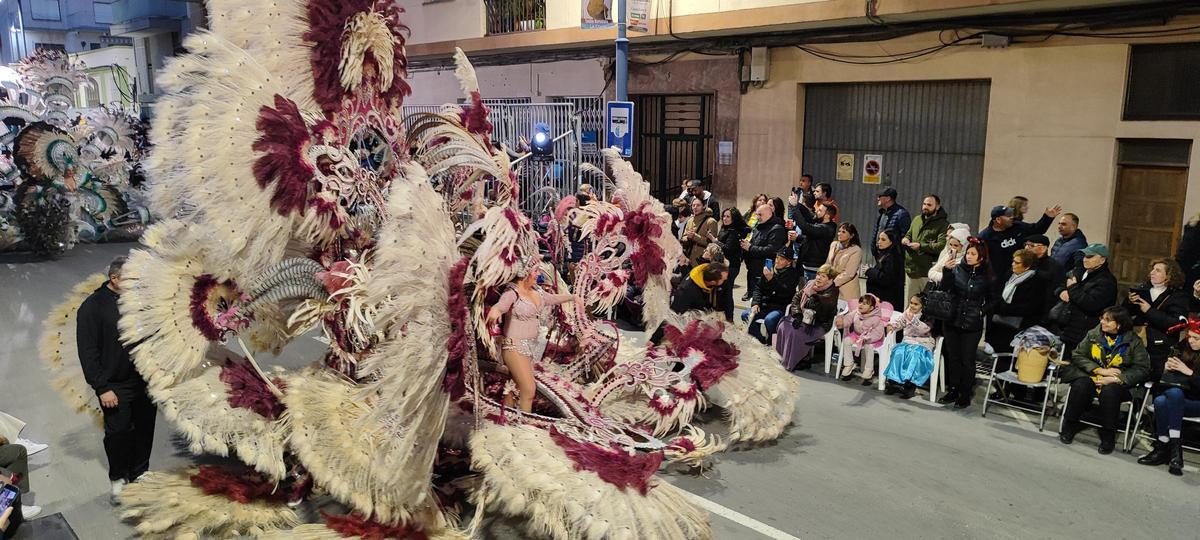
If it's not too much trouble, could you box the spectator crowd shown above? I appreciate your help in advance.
[660,176,1200,476]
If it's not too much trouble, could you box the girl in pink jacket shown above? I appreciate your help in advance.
[836,294,887,384]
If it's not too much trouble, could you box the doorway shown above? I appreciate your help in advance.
[1108,139,1192,286]
[630,94,715,203]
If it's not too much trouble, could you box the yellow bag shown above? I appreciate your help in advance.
[1016,346,1051,383]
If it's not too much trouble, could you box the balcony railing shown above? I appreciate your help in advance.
[484,0,546,35]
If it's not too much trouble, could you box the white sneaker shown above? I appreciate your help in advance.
[110,479,126,506]
[21,505,41,519]
[15,438,48,456]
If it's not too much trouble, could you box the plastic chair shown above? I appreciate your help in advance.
[980,345,1064,431]
[833,300,894,380]
[823,300,849,375]
[1128,381,1200,454]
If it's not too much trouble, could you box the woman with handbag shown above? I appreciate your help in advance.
[986,249,1047,362]
[863,228,905,309]
[1122,258,1190,380]
[937,238,994,409]
[774,265,841,371]
[1138,318,1200,475]
[1058,306,1150,454]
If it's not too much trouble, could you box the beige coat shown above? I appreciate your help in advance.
[826,243,863,300]
[683,210,719,266]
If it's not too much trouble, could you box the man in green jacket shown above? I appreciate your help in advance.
[900,194,949,300]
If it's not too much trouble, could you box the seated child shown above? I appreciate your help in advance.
[883,294,937,400]
[836,294,886,384]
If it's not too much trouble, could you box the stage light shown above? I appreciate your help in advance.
[531,122,552,159]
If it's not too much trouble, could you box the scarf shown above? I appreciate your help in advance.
[688,264,718,306]
[1001,269,1035,303]
[1149,284,1167,302]
[1090,332,1128,392]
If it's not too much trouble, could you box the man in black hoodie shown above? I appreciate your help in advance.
[740,201,787,301]
[77,256,155,505]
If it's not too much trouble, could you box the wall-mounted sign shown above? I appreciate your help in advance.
[628,0,650,32]
[836,153,854,181]
[582,0,614,29]
[862,154,883,184]
[718,141,733,165]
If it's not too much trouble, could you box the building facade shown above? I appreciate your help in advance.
[400,0,1200,285]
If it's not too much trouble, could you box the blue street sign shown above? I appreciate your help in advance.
[606,101,634,158]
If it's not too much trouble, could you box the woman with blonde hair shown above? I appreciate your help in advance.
[774,264,841,371]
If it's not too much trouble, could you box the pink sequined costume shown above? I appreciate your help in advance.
[493,287,576,358]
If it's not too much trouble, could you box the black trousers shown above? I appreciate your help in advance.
[1063,377,1133,433]
[722,262,741,322]
[100,388,157,482]
[943,327,983,397]
[744,258,764,299]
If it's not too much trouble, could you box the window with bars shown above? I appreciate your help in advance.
[484,0,546,35]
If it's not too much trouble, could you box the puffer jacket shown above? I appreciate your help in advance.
[752,264,803,313]
[746,216,787,262]
[944,264,993,332]
[1060,326,1150,386]
[788,281,839,332]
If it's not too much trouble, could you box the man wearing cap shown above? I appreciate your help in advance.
[1024,234,1066,310]
[901,194,949,299]
[1054,243,1118,354]
[741,249,802,345]
[978,203,1061,279]
[872,187,911,259]
[1051,212,1087,273]
[677,179,720,217]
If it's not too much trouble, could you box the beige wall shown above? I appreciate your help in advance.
[405,58,607,105]
[736,37,1200,244]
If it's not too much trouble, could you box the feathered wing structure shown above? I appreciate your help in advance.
[284,164,459,526]
[119,470,300,539]
[38,272,108,420]
[144,32,298,278]
[469,423,711,540]
[707,325,800,443]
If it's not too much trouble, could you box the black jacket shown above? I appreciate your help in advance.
[1123,284,1189,371]
[1035,255,1065,314]
[746,216,787,262]
[77,283,143,395]
[752,264,803,313]
[671,279,720,315]
[795,205,836,270]
[716,223,749,267]
[1055,264,1118,346]
[993,271,1047,330]
[1177,220,1200,286]
[789,284,840,332]
[945,264,993,332]
[866,248,905,309]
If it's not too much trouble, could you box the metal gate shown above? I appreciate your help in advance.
[631,94,715,203]
[402,102,584,213]
[802,80,991,233]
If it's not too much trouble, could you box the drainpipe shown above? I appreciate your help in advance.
[615,0,628,102]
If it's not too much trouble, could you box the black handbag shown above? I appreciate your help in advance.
[991,314,1023,330]
[1048,300,1073,326]
[921,282,956,321]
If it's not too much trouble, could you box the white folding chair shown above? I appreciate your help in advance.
[927,337,946,403]
[874,311,905,391]
[981,345,1064,431]
[823,300,849,375]
[1057,378,1149,447]
[1128,382,1200,454]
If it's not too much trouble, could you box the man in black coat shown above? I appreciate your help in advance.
[741,250,802,344]
[1024,234,1065,319]
[649,263,730,345]
[793,202,837,280]
[740,201,787,301]
[77,256,156,505]
[1053,244,1118,353]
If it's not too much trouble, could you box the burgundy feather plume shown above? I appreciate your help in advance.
[322,511,430,540]
[252,95,314,216]
[548,428,663,495]
[305,0,412,118]
[189,465,289,504]
[623,207,667,287]
[662,320,740,390]
[459,90,493,148]
[190,275,225,341]
[443,256,471,400]
[220,359,286,419]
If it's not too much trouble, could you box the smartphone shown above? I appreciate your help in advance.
[765,259,775,271]
[0,483,18,515]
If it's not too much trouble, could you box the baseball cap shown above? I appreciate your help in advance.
[1080,243,1110,258]
[990,205,1014,219]
[688,179,703,188]
[877,187,898,199]
[1025,234,1050,247]
[775,248,794,259]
